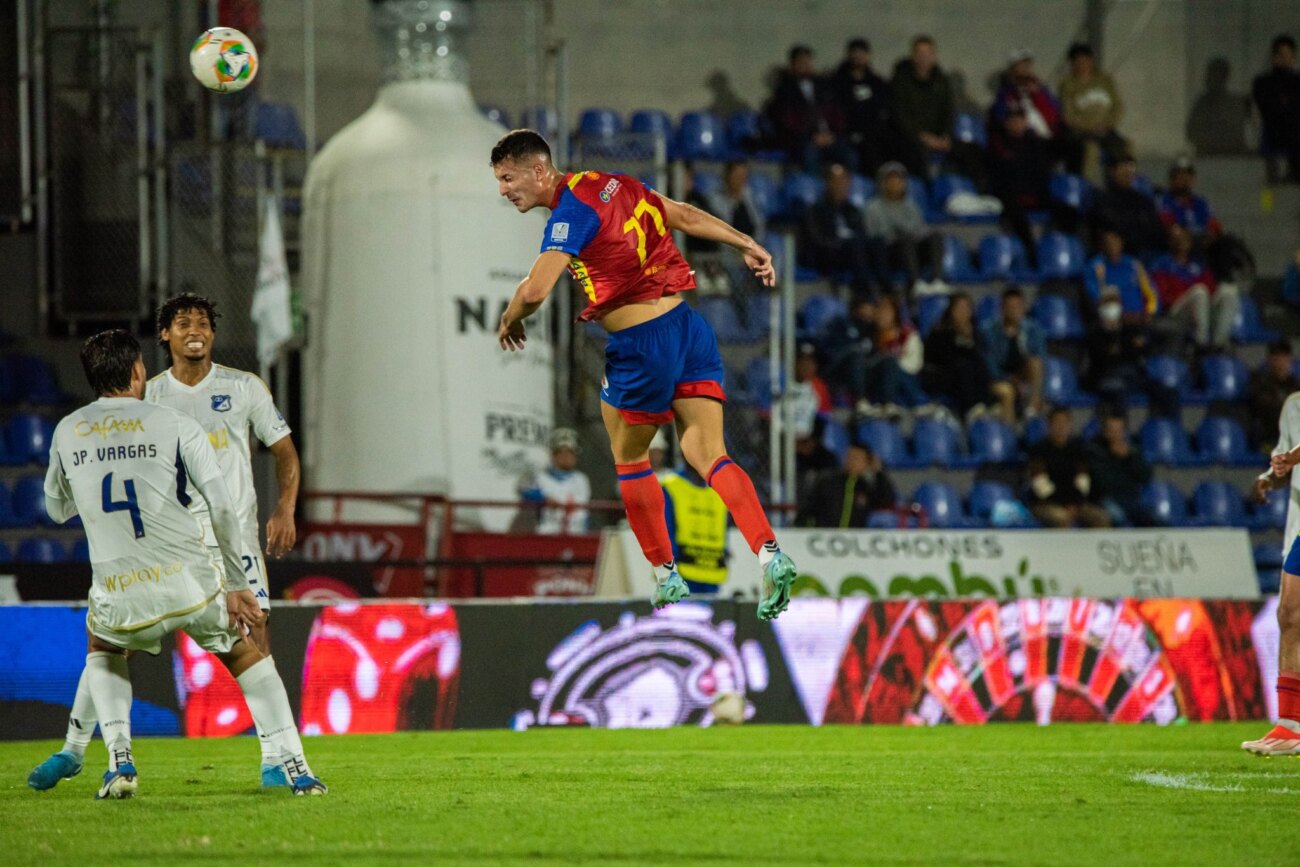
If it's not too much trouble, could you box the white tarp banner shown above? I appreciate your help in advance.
[251,197,294,368]
[600,527,1259,600]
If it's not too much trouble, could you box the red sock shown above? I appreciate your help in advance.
[616,460,674,566]
[706,456,775,553]
[1279,672,1300,724]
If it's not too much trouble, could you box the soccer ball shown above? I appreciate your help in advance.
[710,691,746,725]
[190,27,258,93]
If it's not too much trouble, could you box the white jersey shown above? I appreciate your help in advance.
[1273,392,1300,552]
[44,397,251,633]
[534,468,591,535]
[145,364,290,545]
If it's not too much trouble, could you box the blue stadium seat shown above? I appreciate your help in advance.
[1048,173,1094,211]
[819,417,849,462]
[0,421,24,466]
[967,480,1019,521]
[856,419,909,467]
[940,235,980,283]
[12,475,48,526]
[906,177,929,211]
[255,102,306,149]
[697,297,749,344]
[1023,416,1048,446]
[677,111,727,161]
[1232,295,1280,344]
[1192,480,1248,527]
[1036,232,1087,280]
[1042,356,1096,407]
[0,480,15,527]
[930,175,988,222]
[725,110,762,151]
[916,295,950,337]
[17,537,66,563]
[847,173,875,209]
[747,173,781,219]
[71,537,91,562]
[1195,416,1256,466]
[7,413,54,464]
[1132,174,1156,198]
[780,172,824,218]
[978,233,1032,282]
[744,356,779,408]
[0,540,11,563]
[969,417,1020,464]
[1200,355,1248,403]
[1145,355,1192,399]
[629,109,673,142]
[1251,488,1289,531]
[798,295,848,339]
[975,294,1000,326]
[13,355,64,404]
[1141,481,1190,526]
[578,108,622,141]
[1140,417,1202,466]
[691,169,722,197]
[520,106,558,139]
[912,481,968,529]
[1032,294,1085,340]
[912,418,973,468]
[866,510,902,529]
[480,104,511,128]
[952,113,986,147]
[743,294,775,342]
[1256,542,1283,594]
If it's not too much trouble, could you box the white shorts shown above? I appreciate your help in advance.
[208,540,271,612]
[87,592,239,656]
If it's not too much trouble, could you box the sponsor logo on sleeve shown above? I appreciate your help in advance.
[551,222,570,243]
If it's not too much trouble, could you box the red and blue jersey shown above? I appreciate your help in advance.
[542,171,696,321]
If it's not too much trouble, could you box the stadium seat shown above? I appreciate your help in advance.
[725,109,762,152]
[0,480,15,527]
[779,172,824,218]
[952,113,986,147]
[1195,416,1256,466]
[1048,173,1093,211]
[846,173,875,209]
[1036,232,1087,280]
[975,293,1000,326]
[747,173,781,219]
[969,417,1019,464]
[1042,356,1095,407]
[1144,355,1192,398]
[70,537,91,562]
[1200,355,1248,403]
[1141,481,1190,526]
[1023,416,1048,446]
[743,294,775,342]
[967,480,1019,521]
[1232,295,1280,344]
[978,233,1032,282]
[12,475,48,526]
[0,540,11,563]
[856,419,910,467]
[866,510,902,529]
[255,102,306,149]
[1131,174,1156,198]
[1140,417,1202,466]
[912,481,968,528]
[1032,295,1085,340]
[940,235,980,283]
[1192,480,1248,527]
[7,413,54,464]
[744,356,779,407]
[13,355,64,404]
[930,175,986,222]
[820,417,850,462]
[1256,542,1283,594]
[912,418,973,468]
[480,104,511,128]
[520,106,558,139]
[578,108,622,141]
[629,109,673,142]
[691,169,722,197]
[1251,487,1288,531]
[916,295,950,337]
[798,294,848,339]
[677,111,726,161]
[696,297,749,344]
[17,537,66,563]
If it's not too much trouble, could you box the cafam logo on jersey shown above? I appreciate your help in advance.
[74,416,144,439]
[211,395,232,412]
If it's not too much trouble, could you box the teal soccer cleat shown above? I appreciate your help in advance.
[94,763,138,800]
[261,764,291,788]
[27,750,83,791]
[653,571,691,609]
[757,552,796,622]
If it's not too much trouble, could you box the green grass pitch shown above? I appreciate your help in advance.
[0,724,1290,865]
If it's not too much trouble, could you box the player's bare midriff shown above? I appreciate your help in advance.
[599,295,683,332]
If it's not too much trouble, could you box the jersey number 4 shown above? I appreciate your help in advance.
[622,199,666,264]
[102,472,145,538]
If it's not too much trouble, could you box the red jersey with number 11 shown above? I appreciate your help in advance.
[541,171,696,322]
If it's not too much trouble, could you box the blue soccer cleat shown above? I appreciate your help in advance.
[758,552,796,622]
[94,763,138,800]
[652,571,690,609]
[27,750,83,791]
[261,764,291,788]
[291,775,329,796]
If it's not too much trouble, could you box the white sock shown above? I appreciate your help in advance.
[757,540,780,570]
[84,652,133,771]
[61,666,98,758]
[236,657,312,780]
[652,561,677,583]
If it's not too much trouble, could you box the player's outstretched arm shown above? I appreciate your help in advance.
[660,197,775,287]
[499,250,571,351]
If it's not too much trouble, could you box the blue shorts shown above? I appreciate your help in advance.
[602,302,726,425]
[1285,535,1300,576]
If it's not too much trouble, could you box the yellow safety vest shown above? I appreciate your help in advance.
[662,474,729,586]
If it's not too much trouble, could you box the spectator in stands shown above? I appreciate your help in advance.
[1089,155,1165,258]
[1058,42,1127,175]
[800,163,874,294]
[981,286,1045,419]
[1025,407,1111,528]
[867,295,927,413]
[1083,286,1178,416]
[1248,340,1300,450]
[821,294,877,404]
[890,35,982,182]
[1187,57,1251,157]
[922,292,1013,422]
[790,343,833,441]
[1087,411,1157,527]
[680,165,728,293]
[1252,34,1300,182]
[1156,156,1250,283]
[832,37,892,176]
[1149,224,1239,352]
[863,161,946,300]
[704,160,766,291]
[795,416,841,494]
[518,428,591,534]
[1084,229,1158,326]
[991,49,1081,173]
[986,103,1054,265]
[764,45,849,172]
[796,442,897,528]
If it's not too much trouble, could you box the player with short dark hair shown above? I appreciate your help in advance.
[490,129,795,620]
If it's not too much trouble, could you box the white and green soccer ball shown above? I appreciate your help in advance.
[190,27,259,93]
[710,691,746,725]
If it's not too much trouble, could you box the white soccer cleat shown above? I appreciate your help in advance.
[1241,726,1300,756]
